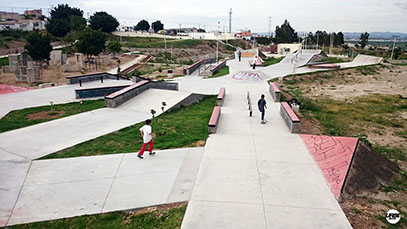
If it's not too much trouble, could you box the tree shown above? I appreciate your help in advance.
[107,39,122,56]
[24,32,52,62]
[256,37,271,45]
[134,20,150,31]
[274,20,298,43]
[89,11,119,33]
[76,28,107,58]
[360,32,369,49]
[393,47,402,59]
[69,15,86,31]
[337,32,344,45]
[50,4,82,19]
[46,18,70,37]
[46,4,84,37]
[151,20,164,33]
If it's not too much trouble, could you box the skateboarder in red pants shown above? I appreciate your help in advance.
[137,119,156,159]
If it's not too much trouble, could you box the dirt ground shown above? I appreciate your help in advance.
[297,65,407,99]
[0,54,134,88]
[281,64,407,228]
[285,65,407,150]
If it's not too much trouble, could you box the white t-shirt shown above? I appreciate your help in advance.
[139,125,152,143]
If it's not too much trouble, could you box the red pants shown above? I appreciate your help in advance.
[138,140,153,156]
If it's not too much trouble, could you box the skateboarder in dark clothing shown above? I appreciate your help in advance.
[252,56,257,69]
[238,51,242,62]
[258,94,267,124]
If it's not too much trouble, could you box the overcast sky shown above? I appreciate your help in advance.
[1,0,407,33]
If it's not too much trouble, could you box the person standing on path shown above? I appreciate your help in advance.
[252,56,257,69]
[258,94,267,124]
[238,51,242,62]
[137,119,156,159]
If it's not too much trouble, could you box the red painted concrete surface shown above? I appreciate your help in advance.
[300,134,358,197]
[0,84,32,95]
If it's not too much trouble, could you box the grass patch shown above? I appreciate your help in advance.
[0,56,8,67]
[263,57,284,66]
[356,65,379,75]
[209,66,229,78]
[324,57,348,63]
[0,100,105,133]
[120,36,203,49]
[9,204,187,229]
[42,95,217,159]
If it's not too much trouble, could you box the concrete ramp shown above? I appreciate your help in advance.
[352,54,383,64]
[279,50,327,67]
[300,135,358,197]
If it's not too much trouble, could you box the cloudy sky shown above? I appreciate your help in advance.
[1,0,407,33]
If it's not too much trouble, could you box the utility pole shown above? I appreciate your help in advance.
[229,8,232,33]
[390,35,399,60]
[268,16,272,37]
[329,32,334,55]
[216,21,220,63]
[316,33,319,50]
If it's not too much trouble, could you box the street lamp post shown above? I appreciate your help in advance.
[390,35,399,60]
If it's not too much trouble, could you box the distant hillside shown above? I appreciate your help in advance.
[344,32,407,40]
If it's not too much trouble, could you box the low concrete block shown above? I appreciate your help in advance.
[280,102,300,133]
[269,82,281,102]
[208,106,221,134]
[216,87,226,106]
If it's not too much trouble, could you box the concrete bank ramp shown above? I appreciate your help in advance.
[352,54,383,64]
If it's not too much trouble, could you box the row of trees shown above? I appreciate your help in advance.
[134,20,164,33]
[46,4,119,37]
[25,4,121,64]
[256,20,345,46]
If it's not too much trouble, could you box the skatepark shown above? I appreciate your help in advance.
[0,50,391,228]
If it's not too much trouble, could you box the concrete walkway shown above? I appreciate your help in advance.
[3,148,203,226]
[0,79,132,119]
[181,85,352,228]
[0,89,191,226]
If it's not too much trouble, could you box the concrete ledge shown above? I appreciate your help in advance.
[210,60,227,76]
[75,85,129,99]
[105,81,150,108]
[66,72,121,84]
[104,80,180,108]
[216,87,226,106]
[183,58,216,75]
[280,102,300,133]
[208,106,221,134]
[269,82,281,102]
[184,59,204,75]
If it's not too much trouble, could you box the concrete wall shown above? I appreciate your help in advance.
[75,85,129,99]
[279,104,300,133]
[66,72,119,84]
[277,43,302,54]
[167,93,208,112]
[234,49,258,59]
[150,82,178,91]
